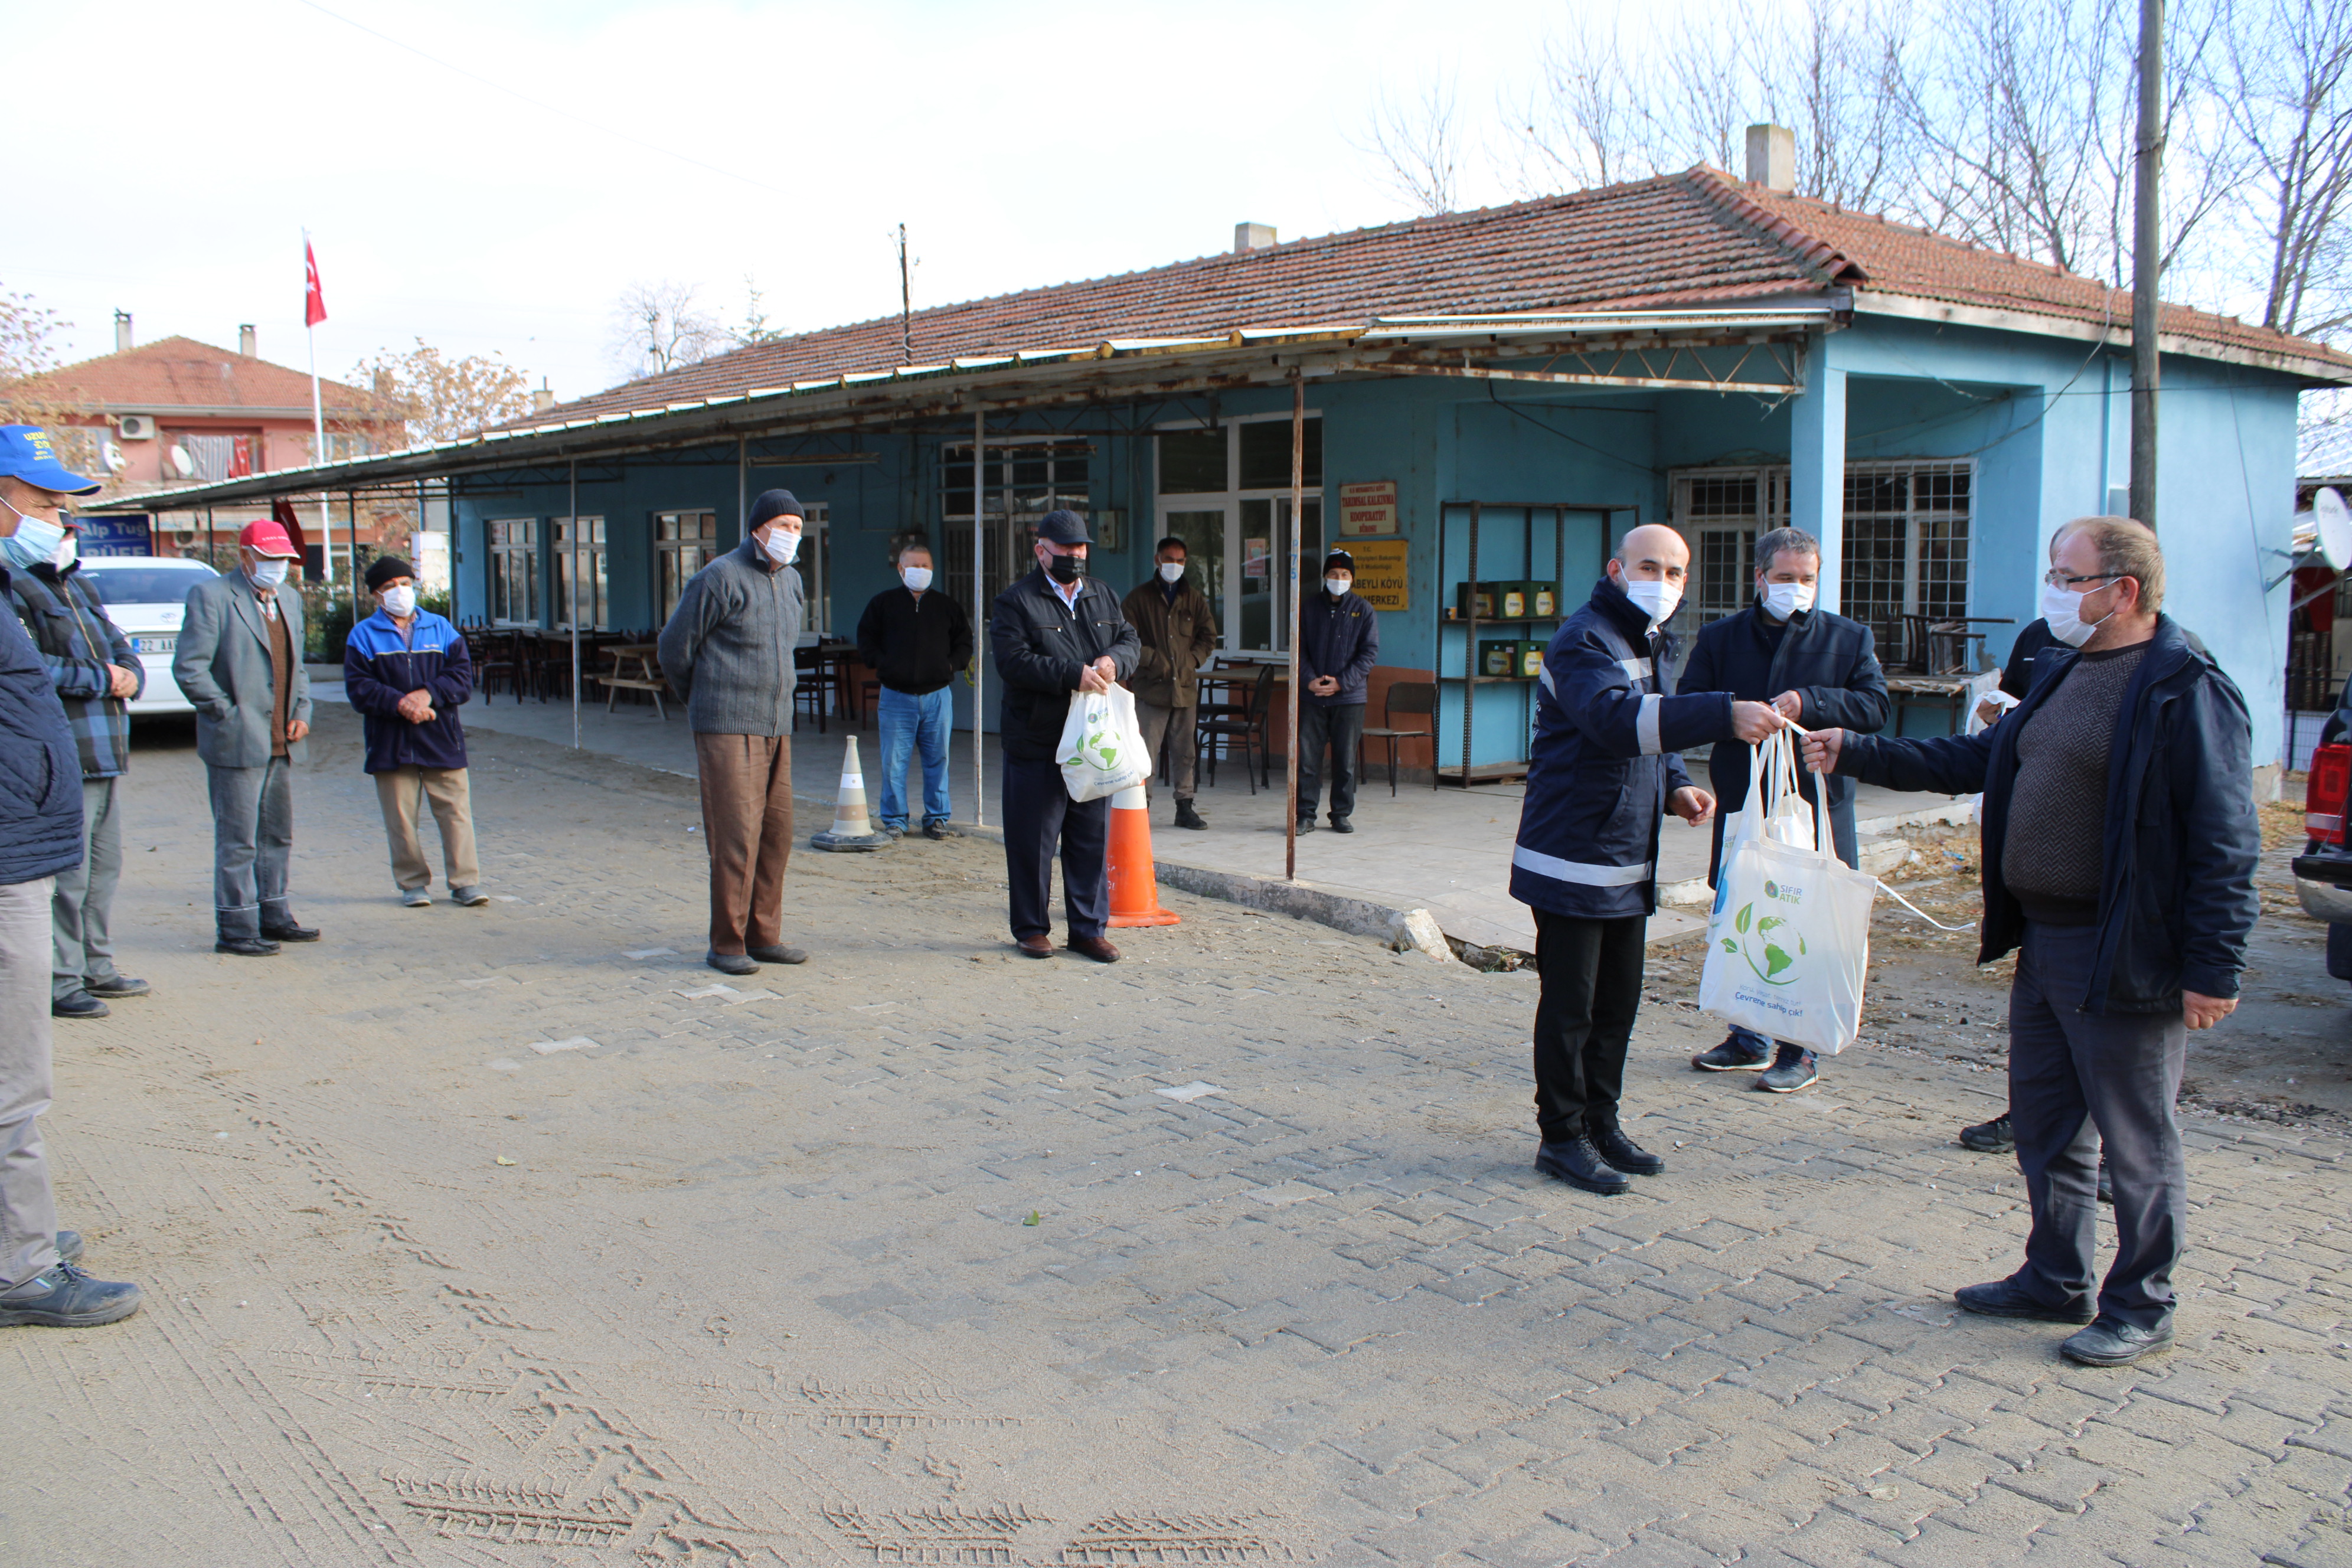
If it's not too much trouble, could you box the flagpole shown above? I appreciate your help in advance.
[305,230,331,587]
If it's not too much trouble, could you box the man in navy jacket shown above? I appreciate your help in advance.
[1295,550,1380,833]
[1512,524,1786,1194]
[1804,517,2258,1367]
[1678,527,1889,1093]
[344,556,485,909]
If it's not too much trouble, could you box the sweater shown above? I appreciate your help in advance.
[345,608,475,773]
[5,561,143,779]
[0,563,86,886]
[2001,642,2148,925]
[656,538,805,736]
[855,586,974,696]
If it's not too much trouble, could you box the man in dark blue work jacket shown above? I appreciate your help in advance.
[1510,523,1787,1195]
[345,556,484,909]
[1678,526,1889,1094]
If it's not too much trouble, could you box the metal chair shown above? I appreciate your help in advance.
[1360,680,1439,795]
[1195,663,1275,793]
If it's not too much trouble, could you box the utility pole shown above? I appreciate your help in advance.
[897,223,914,365]
[2129,0,2163,528]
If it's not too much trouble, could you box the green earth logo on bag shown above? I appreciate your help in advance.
[1721,898,1807,985]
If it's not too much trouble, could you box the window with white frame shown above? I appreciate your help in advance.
[789,501,831,633]
[655,510,717,625]
[487,518,537,625]
[939,439,1093,613]
[1670,461,1972,652]
[553,515,607,629]
[1154,417,1324,654]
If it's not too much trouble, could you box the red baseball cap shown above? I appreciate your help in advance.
[237,519,301,558]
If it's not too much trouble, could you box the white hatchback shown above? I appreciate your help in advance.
[72,555,225,716]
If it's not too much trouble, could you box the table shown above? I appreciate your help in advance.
[1886,672,1979,735]
[596,642,668,720]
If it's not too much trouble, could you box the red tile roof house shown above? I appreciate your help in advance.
[92,141,2351,785]
[22,319,405,568]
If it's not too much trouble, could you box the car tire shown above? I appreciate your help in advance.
[2331,921,2352,984]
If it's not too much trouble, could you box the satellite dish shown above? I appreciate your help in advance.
[2317,486,2352,570]
[167,444,193,479]
[100,439,126,475]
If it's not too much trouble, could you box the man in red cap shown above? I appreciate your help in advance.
[172,520,319,956]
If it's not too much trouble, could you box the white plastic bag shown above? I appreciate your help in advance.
[1697,729,1879,1054]
[1057,684,1151,802]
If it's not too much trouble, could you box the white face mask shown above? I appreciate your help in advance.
[53,531,76,570]
[2040,577,2119,648]
[1619,574,1682,626]
[762,526,800,566]
[249,558,290,589]
[380,585,417,618]
[1325,576,1351,597]
[901,566,932,593]
[1158,561,1185,584]
[1760,580,1815,620]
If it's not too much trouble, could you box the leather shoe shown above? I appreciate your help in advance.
[705,950,760,976]
[56,1230,82,1266]
[1959,1111,2015,1152]
[0,1262,142,1328]
[1534,1135,1630,1194]
[1014,935,1055,959]
[747,944,808,965]
[214,937,280,958]
[51,991,109,1020]
[1294,818,1316,834]
[1329,816,1355,834]
[2060,1315,2174,1367]
[1173,801,1207,831]
[1589,1120,1665,1176]
[84,976,149,999]
[1954,1277,2094,1324]
[1066,935,1121,963]
[259,922,319,943]
[923,821,959,840]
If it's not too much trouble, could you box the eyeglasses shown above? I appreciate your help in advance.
[2043,569,2118,589]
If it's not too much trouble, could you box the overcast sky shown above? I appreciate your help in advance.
[16,0,1566,403]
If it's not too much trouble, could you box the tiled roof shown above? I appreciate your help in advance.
[525,166,2348,426]
[22,337,371,415]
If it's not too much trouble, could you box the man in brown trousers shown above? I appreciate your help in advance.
[658,489,811,976]
[1120,534,1218,830]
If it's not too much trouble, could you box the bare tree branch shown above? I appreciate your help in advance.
[1364,77,1467,215]
[608,280,723,384]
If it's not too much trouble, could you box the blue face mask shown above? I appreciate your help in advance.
[1,508,67,571]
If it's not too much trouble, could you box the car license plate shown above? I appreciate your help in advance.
[133,636,175,655]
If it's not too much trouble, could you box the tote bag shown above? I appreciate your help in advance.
[1057,684,1152,802]
[1697,729,1880,1054]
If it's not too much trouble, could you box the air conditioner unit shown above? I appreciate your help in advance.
[116,414,156,440]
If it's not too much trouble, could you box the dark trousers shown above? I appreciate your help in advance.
[1002,754,1110,941]
[207,757,295,939]
[1298,702,1365,822]
[695,733,794,955]
[2010,921,2188,1331]
[1531,907,1647,1142]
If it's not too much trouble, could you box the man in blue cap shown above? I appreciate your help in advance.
[989,509,1140,961]
[0,425,143,1327]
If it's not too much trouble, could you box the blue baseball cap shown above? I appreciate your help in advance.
[0,426,100,496]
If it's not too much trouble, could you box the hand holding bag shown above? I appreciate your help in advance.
[1058,682,1151,802]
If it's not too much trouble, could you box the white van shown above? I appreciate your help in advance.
[70,556,224,716]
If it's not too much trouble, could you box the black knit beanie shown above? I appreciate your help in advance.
[747,489,804,530]
[365,556,416,591]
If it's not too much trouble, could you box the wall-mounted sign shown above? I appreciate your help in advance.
[1338,479,1398,536]
[1349,538,1410,612]
[75,514,152,557]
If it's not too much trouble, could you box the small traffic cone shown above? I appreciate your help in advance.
[809,735,891,851]
[1106,783,1181,928]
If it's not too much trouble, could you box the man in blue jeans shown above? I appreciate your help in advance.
[855,540,973,841]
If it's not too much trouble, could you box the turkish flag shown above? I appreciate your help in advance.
[304,240,327,328]
[271,498,309,558]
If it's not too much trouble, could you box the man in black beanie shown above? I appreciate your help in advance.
[345,554,482,907]
[988,509,1139,961]
[658,489,811,975]
[1296,549,1379,833]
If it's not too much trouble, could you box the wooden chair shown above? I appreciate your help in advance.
[858,679,881,729]
[792,646,828,733]
[1195,663,1275,793]
[473,631,523,703]
[1360,681,1439,795]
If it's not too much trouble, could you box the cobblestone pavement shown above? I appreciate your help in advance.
[5,707,2350,1567]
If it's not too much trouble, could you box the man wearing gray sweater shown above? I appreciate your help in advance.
[657,489,811,976]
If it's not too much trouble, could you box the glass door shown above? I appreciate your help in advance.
[1237,496,1321,652]
[1158,507,1227,648]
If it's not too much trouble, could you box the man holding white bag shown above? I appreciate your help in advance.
[1802,517,2259,1368]
[989,509,1141,962]
[1511,524,1788,1195]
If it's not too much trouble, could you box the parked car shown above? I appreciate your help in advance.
[70,554,223,716]
[2291,671,2352,985]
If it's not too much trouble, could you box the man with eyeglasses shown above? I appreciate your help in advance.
[1803,517,2260,1368]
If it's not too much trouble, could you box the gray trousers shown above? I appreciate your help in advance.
[1135,700,1197,800]
[2010,921,2188,1331]
[52,776,122,1001]
[208,757,295,939]
[0,878,60,1291]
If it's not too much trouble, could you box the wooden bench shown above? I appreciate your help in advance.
[595,644,668,720]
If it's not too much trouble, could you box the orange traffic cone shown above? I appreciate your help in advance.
[1106,784,1181,927]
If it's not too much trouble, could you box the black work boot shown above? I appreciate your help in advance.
[1589,1120,1665,1176]
[1173,800,1207,831]
[1534,1135,1631,1195]
[0,1262,142,1328]
[1959,1111,2015,1152]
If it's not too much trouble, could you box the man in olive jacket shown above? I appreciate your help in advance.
[1120,534,1217,830]
[989,509,1140,962]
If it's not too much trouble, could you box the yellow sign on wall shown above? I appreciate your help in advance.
[1348,538,1410,612]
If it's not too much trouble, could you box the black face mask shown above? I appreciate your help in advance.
[1044,550,1086,584]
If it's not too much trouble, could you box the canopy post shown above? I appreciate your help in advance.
[1285,368,1304,882]
[346,491,360,628]
[569,458,580,750]
[972,407,985,829]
